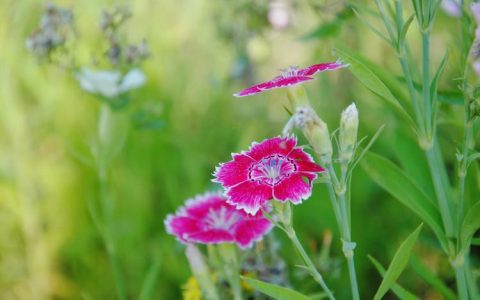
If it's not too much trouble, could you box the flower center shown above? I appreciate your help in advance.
[249,154,296,186]
[280,66,300,78]
[205,206,241,230]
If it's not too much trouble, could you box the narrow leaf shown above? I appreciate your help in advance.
[361,152,447,251]
[399,14,415,46]
[138,257,161,300]
[430,51,449,125]
[460,201,480,251]
[335,47,415,128]
[241,276,313,300]
[410,256,456,300]
[369,255,420,300]
[373,224,423,300]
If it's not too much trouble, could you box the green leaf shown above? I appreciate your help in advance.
[398,13,415,46]
[138,257,161,300]
[460,201,480,251]
[373,224,423,300]
[393,129,435,201]
[361,152,448,251]
[241,276,313,300]
[335,47,415,128]
[369,255,420,300]
[472,238,480,246]
[430,51,449,125]
[410,256,456,300]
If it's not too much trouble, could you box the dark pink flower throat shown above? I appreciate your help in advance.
[249,154,296,186]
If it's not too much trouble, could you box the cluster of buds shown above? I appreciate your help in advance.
[100,6,150,67]
[26,3,74,59]
[283,102,358,166]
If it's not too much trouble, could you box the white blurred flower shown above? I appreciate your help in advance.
[268,0,290,30]
[75,68,146,98]
[441,0,462,17]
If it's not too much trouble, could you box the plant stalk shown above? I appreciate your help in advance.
[325,164,360,300]
[287,228,336,300]
[272,201,335,300]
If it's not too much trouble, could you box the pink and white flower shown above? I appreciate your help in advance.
[165,192,272,249]
[214,136,324,215]
[233,61,348,97]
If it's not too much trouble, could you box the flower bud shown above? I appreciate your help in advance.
[339,103,359,163]
[303,114,332,165]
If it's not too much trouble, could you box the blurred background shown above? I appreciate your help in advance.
[0,0,475,299]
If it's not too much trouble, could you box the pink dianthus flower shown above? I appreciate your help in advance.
[214,136,324,215]
[165,192,272,249]
[234,61,348,97]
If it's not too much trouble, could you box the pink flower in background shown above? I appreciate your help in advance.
[165,192,272,248]
[214,136,324,215]
[233,61,348,97]
[441,0,462,17]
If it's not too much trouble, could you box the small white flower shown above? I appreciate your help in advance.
[75,68,146,98]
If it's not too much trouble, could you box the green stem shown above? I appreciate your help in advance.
[465,255,479,299]
[272,202,335,300]
[422,32,432,140]
[94,104,127,300]
[454,262,470,300]
[287,228,336,300]
[218,244,242,300]
[457,120,473,238]
[424,141,454,238]
[325,164,360,300]
[399,53,424,135]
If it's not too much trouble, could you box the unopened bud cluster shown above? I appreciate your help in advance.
[291,107,333,165]
[100,6,150,67]
[339,103,359,163]
[26,3,74,59]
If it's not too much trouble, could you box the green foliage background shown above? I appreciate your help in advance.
[0,0,477,299]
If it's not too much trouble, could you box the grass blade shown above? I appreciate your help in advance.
[373,224,423,300]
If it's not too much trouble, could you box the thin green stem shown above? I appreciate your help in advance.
[272,202,335,300]
[97,165,127,300]
[399,53,424,135]
[457,121,473,237]
[454,263,470,300]
[325,163,360,300]
[422,32,432,139]
[465,255,479,299]
[93,104,127,300]
[425,141,454,238]
[287,228,336,300]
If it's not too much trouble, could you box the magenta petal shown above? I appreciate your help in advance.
[184,194,224,219]
[273,173,313,204]
[257,76,314,90]
[233,76,313,97]
[213,154,255,187]
[234,218,273,248]
[234,85,263,97]
[187,229,235,244]
[288,148,324,173]
[247,136,296,160]
[165,216,202,243]
[298,61,349,76]
[226,180,272,215]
